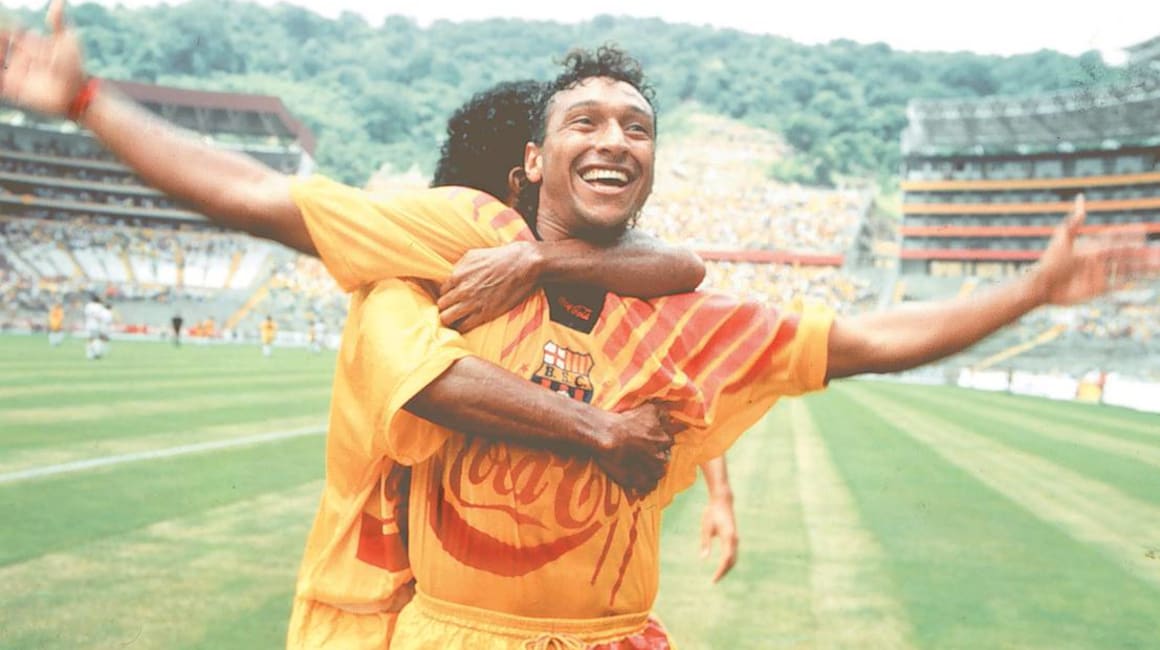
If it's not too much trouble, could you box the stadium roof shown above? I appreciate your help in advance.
[1126,34,1160,65]
[901,70,1160,155]
[108,80,316,155]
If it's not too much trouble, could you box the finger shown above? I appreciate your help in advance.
[438,275,459,299]
[457,311,488,334]
[436,284,464,310]
[699,514,712,558]
[438,301,472,328]
[713,543,737,583]
[1067,193,1086,230]
[48,0,66,35]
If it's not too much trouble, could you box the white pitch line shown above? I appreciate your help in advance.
[0,426,325,485]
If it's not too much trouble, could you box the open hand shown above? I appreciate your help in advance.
[0,0,87,117]
[1031,194,1160,306]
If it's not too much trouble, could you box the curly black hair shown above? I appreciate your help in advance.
[432,79,544,225]
[531,44,657,144]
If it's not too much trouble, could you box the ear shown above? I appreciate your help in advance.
[504,166,526,208]
[524,142,543,184]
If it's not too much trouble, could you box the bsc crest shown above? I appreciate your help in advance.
[531,341,594,403]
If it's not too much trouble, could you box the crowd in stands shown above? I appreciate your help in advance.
[235,255,347,340]
[1,176,181,212]
[0,156,139,185]
[642,184,870,254]
[701,261,878,315]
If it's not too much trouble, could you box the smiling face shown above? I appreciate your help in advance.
[524,77,656,242]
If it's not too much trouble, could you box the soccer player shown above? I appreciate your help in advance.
[308,320,324,353]
[429,78,739,583]
[47,302,64,346]
[260,315,277,357]
[82,293,105,360]
[170,313,183,347]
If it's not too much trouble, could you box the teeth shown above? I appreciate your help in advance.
[581,168,628,183]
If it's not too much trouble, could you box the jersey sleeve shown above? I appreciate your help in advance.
[657,298,834,505]
[358,279,471,465]
[290,177,508,292]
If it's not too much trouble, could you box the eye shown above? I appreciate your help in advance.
[626,123,653,137]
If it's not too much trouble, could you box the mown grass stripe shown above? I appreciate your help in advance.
[818,384,1160,649]
[880,382,1160,437]
[882,384,1160,465]
[0,378,325,411]
[0,482,318,650]
[790,398,916,650]
[0,433,325,566]
[1,386,328,426]
[0,415,325,476]
[842,383,1160,591]
[859,382,1160,508]
[657,405,815,649]
[0,370,326,402]
[1,397,332,452]
[0,425,324,484]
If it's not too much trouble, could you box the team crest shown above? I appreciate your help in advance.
[531,341,595,403]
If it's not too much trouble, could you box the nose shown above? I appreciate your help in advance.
[594,121,629,154]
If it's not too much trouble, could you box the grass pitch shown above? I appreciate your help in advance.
[1,334,1157,649]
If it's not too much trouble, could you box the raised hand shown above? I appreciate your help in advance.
[438,241,542,332]
[0,0,87,117]
[1031,194,1160,306]
[594,400,684,497]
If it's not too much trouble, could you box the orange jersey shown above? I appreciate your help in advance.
[288,178,505,643]
[388,286,830,620]
[260,320,277,345]
[292,177,832,634]
[49,306,64,332]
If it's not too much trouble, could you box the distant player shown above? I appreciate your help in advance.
[48,302,64,347]
[171,313,183,347]
[260,315,277,357]
[83,294,105,360]
[308,320,325,353]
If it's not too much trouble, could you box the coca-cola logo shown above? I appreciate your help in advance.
[428,437,642,587]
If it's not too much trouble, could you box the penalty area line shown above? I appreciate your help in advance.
[0,426,325,485]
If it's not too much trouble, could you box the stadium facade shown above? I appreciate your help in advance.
[1,80,314,228]
[0,81,316,336]
[898,39,1160,277]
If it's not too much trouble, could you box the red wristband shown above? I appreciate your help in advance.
[67,77,101,122]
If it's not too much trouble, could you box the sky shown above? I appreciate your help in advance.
[5,0,1159,63]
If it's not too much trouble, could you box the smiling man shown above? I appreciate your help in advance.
[304,48,1152,649]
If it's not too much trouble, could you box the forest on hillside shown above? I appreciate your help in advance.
[6,0,1140,186]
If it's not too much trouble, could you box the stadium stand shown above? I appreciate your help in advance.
[898,44,1160,278]
[892,39,1160,383]
[0,80,314,338]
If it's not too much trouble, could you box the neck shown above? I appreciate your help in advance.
[535,209,629,245]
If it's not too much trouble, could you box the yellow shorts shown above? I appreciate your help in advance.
[286,598,400,650]
[390,589,677,649]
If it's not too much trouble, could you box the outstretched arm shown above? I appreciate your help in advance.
[826,196,1158,380]
[438,231,705,331]
[0,1,312,252]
